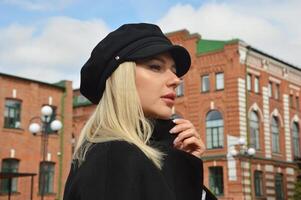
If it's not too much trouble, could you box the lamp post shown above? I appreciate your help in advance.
[229,137,255,199]
[28,105,62,200]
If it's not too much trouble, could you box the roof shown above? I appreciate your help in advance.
[197,39,239,54]
[73,93,92,107]
[196,38,300,70]
[0,72,66,90]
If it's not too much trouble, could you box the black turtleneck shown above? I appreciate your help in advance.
[150,119,178,146]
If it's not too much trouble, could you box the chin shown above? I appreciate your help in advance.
[143,105,173,119]
[153,108,172,120]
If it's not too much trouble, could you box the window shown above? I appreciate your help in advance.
[275,84,280,99]
[254,171,263,197]
[4,99,21,128]
[206,110,224,149]
[215,73,224,90]
[0,159,19,193]
[271,117,280,153]
[176,81,184,97]
[247,74,251,91]
[275,173,284,200]
[39,161,55,194]
[296,97,300,111]
[254,76,259,93]
[249,111,260,149]
[268,82,273,97]
[201,75,210,92]
[292,122,300,158]
[209,167,224,196]
[290,95,294,108]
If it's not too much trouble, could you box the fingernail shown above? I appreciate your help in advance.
[173,137,178,144]
[169,128,175,133]
[172,119,177,123]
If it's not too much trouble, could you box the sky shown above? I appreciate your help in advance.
[0,0,300,88]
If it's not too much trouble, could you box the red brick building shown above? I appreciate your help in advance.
[168,31,301,200]
[0,73,73,200]
[73,30,301,200]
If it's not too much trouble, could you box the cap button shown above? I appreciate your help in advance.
[115,56,120,60]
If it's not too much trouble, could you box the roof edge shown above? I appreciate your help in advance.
[0,72,65,90]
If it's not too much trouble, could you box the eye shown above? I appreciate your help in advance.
[148,64,162,72]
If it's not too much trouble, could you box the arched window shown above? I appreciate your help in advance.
[249,111,260,149]
[271,117,280,153]
[292,122,300,158]
[206,110,224,149]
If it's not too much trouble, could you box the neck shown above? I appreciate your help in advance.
[151,119,177,145]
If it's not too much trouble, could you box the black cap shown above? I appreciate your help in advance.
[80,23,191,104]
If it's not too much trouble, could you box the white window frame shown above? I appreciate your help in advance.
[201,75,210,92]
[215,72,224,90]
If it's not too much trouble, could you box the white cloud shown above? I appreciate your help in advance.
[157,0,301,67]
[0,16,110,88]
[1,0,74,10]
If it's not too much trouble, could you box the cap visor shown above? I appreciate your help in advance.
[128,44,191,77]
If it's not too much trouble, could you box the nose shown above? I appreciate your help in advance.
[166,70,181,88]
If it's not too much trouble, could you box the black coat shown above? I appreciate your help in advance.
[63,119,216,200]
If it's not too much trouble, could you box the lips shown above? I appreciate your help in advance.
[161,93,176,106]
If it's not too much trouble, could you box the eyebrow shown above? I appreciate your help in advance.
[147,56,176,68]
[151,57,165,63]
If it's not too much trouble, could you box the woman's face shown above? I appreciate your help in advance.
[135,52,181,119]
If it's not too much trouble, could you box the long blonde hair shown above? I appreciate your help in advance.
[74,62,163,168]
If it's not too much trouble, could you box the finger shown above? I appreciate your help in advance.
[173,129,195,144]
[181,137,205,155]
[182,136,201,149]
[172,118,189,125]
[174,141,183,149]
[169,121,193,134]
[174,138,205,158]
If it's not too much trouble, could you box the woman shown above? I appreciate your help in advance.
[63,23,216,200]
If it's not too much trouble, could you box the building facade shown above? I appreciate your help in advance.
[168,31,301,200]
[0,73,73,200]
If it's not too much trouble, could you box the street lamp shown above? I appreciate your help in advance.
[229,137,256,157]
[229,137,255,199]
[28,105,62,200]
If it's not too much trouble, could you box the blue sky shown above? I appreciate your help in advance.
[0,0,300,88]
[0,0,204,28]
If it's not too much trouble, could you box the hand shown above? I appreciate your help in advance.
[169,118,205,158]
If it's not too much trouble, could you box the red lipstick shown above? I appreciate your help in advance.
[161,93,176,106]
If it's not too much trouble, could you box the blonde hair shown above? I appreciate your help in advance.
[74,62,163,168]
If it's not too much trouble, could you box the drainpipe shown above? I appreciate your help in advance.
[56,82,66,200]
[244,45,253,200]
